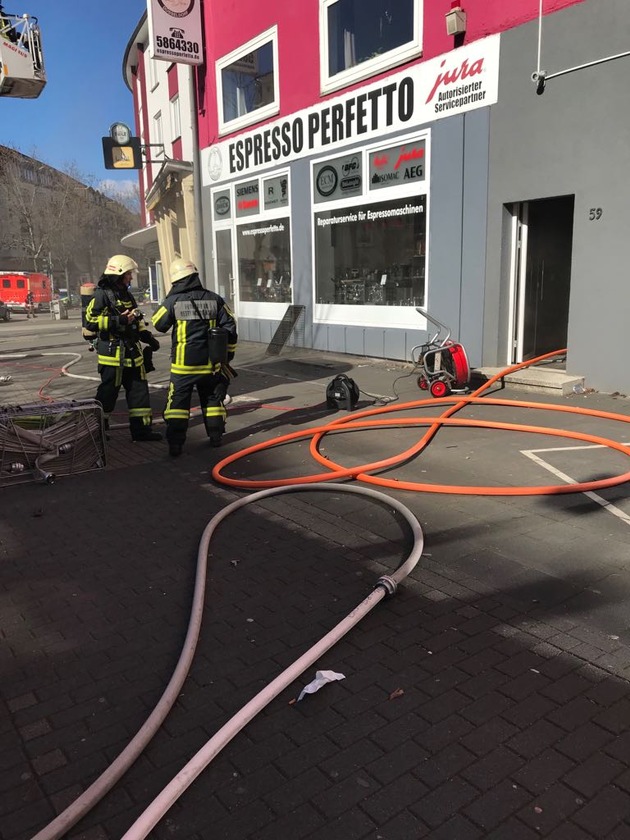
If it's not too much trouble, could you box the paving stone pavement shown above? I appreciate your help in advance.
[2,341,630,839]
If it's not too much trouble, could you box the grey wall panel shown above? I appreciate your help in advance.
[487,0,630,391]
[460,108,490,367]
[424,116,465,345]
[289,157,315,349]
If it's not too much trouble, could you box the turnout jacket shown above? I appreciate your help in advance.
[151,275,237,375]
[84,282,158,368]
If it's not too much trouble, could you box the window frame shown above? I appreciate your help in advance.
[153,110,164,158]
[225,168,293,320]
[215,26,280,137]
[319,0,422,95]
[170,93,181,141]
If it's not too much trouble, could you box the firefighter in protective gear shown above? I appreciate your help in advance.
[152,258,237,457]
[84,254,162,442]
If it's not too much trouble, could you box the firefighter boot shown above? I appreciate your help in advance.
[130,416,162,442]
[133,429,162,442]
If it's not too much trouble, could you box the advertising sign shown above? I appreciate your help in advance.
[369,140,426,190]
[235,179,260,218]
[314,152,362,204]
[213,189,231,221]
[202,34,500,185]
[147,0,203,65]
[263,175,289,211]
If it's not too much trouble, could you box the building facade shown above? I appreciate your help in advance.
[122,14,198,301]
[127,0,630,393]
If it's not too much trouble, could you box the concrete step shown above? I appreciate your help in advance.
[472,366,585,396]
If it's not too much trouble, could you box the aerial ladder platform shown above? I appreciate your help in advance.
[0,4,45,98]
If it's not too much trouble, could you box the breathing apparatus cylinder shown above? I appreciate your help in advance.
[208,327,229,365]
[80,282,97,349]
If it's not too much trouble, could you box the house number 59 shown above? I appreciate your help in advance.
[589,208,603,220]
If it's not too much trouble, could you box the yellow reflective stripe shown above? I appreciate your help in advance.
[151,306,167,326]
[170,364,215,374]
[97,356,120,366]
[164,409,190,419]
[204,406,226,418]
[129,408,152,418]
[176,320,187,367]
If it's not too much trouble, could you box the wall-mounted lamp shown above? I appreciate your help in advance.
[445,2,467,36]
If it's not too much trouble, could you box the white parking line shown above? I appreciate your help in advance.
[521,443,630,526]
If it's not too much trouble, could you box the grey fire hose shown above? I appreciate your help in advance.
[31,483,423,840]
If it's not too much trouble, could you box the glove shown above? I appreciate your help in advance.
[147,334,160,351]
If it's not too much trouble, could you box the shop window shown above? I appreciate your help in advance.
[236,219,292,303]
[315,196,426,307]
[216,27,279,135]
[320,0,421,94]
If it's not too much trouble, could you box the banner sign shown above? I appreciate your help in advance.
[202,34,500,186]
[147,0,203,65]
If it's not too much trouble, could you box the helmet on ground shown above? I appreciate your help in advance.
[103,254,138,276]
[170,257,197,283]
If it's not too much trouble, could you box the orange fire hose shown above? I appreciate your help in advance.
[212,349,630,496]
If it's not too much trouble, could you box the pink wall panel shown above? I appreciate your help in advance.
[167,63,179,100]
[197,0,585,150]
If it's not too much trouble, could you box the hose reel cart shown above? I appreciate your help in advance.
[411,308,471,398]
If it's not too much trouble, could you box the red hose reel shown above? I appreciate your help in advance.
[412,309,471,398]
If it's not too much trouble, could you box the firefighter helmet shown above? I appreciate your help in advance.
[170,258,197,283]
[103,254,138,276]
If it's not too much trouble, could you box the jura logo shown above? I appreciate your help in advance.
[426,57,484,103]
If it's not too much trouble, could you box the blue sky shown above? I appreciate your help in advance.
[0,0,146,195]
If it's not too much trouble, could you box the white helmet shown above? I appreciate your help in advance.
[170,257,197,283]
[103,254,138,276]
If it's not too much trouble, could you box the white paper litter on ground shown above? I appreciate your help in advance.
[297,670,345,702]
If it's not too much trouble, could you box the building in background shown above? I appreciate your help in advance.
[122,13,198,302]
[0,145,138,301]
[125,0,630,393]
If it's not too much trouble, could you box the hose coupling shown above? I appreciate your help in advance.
[376,575,397,597]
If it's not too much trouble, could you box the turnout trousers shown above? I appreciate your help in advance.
[164,371,228,447]
[96,364,153,438]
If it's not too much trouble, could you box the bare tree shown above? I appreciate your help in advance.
[0,146,140,295]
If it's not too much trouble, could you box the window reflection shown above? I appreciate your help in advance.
[236,219,292,302]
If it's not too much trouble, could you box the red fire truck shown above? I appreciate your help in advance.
[0,272,53,313]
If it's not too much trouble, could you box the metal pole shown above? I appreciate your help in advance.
[189,64,205,279]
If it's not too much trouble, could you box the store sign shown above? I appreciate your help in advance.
[147,0,203,65]
[369,140,425,190]
[235,178,260,217]
[213,189,231,220]
[263,175,289,210]
[314,153,362,203]
[203,34,500,185]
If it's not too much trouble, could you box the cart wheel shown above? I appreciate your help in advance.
[430,378,451,398]
[417,375,429,390]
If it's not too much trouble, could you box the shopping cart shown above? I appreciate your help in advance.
[411,308,471,398]
[0,399,106,485]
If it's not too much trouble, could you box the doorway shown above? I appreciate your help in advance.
[509,195,574,363]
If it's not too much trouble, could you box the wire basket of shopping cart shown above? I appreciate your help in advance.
[0,399,106,486]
